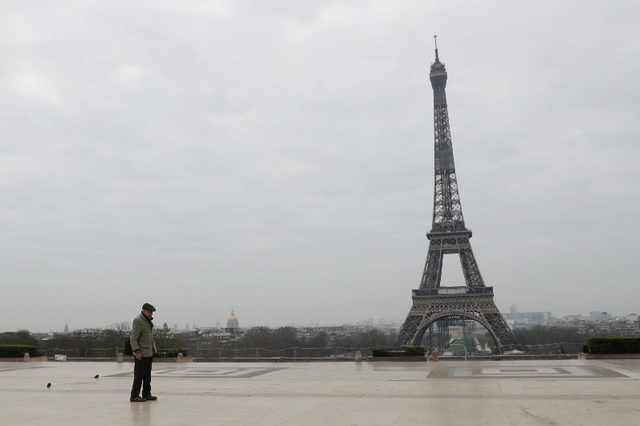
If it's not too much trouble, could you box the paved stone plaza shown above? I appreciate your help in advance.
[2,359,640,425]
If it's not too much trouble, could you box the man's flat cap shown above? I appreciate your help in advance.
[142,303,156,312]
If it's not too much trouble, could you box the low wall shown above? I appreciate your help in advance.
[193,357,354,363]
[0,356,48,362]
[368,356,427,362]
[120,357,195,363]
[578,353,640,360]
[156,356,194,363]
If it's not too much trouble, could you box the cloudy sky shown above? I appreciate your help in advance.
[1,1,639,332]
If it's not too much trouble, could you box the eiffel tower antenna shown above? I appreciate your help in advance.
[434,35,439,61]
[394,43,522,354]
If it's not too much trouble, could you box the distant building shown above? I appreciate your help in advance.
[173,324,179,330]
[561,315,583,322]
[510,304,518,314]
[503,311,553,324]
[226,309,240,334]
[590,311,612,321]
[63,323,69,333]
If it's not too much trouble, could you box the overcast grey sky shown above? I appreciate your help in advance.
[1,1,639,332]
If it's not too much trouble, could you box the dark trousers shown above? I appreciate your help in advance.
[130,356,153,398]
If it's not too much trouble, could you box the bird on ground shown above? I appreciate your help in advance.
[94,374,99,379]
[47,383,51,388]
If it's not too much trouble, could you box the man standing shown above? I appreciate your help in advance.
[130,303,158,402]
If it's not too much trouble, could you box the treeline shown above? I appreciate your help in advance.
[0,330,39,347]
[0,325,396,357]
[513,325,626,346]
[6,324,625,356]
[237,327,395,350]
[1,323,136,357]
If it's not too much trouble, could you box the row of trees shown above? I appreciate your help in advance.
[0,325,396,357]
[0,324,176,356]
[0,330,39,347]
[41,322,133,356]
[3,323,635,357]
[513,325,626,346]
[238,327,395,350]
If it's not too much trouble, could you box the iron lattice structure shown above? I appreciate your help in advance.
[395,44,521,353]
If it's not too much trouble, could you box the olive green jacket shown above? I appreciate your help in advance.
[130,312,157,357]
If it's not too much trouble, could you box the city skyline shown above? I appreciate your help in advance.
[1,1,639,332]
[6,306,634,334]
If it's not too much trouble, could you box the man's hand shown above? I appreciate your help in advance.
[135,352,142,360]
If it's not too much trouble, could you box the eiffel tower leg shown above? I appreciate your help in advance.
[420,240,444,288]
[485,313,521,351]
[395,241,444,346]
[471,299,522,353]
[395,311,426,346]
[457,239,485,288]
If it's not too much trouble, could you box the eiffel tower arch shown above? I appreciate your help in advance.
[395,39,522,354]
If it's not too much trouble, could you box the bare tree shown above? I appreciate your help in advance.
[242,327,273,349]
[154,323,177,350]
[106,322,132,340]
[274,327,298,349]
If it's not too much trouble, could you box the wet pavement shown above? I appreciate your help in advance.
[2,358,640,425]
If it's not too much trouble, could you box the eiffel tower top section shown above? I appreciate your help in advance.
[430,39,447,91]
[428,37,466,234]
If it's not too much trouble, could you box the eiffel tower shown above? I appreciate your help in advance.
[395,39,521,353]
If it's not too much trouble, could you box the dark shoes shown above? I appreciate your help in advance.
[130,395,157,402]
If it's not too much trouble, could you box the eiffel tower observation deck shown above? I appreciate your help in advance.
[395,39,521,353]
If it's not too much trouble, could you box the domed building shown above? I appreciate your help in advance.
[226,309,240,334]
